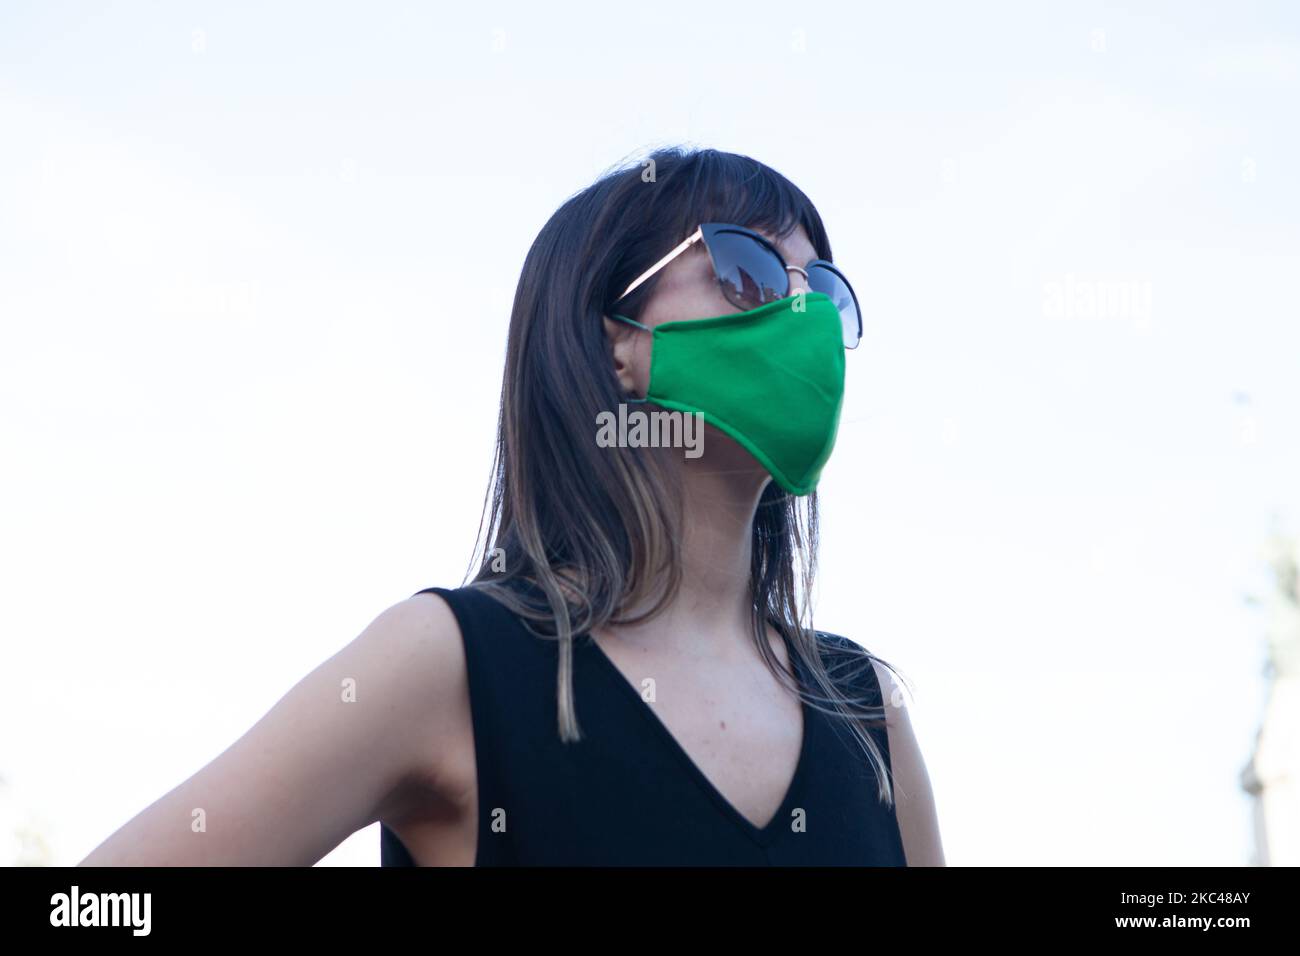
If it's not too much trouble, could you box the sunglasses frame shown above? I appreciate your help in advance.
[612,222,863,349]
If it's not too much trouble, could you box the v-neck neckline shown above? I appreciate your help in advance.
[580,631,812,848]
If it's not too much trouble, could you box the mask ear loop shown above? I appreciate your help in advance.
[610,313,649,331]
[609,313,651,404]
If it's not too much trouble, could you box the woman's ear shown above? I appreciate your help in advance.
[602,315,641,395]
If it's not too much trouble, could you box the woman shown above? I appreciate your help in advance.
[79,146,944,867]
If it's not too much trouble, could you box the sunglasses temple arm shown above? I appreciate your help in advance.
[616,227,704,303]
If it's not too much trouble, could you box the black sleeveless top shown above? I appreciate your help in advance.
[380,584,907,866]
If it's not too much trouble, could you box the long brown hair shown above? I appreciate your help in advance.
[464,146,908,805]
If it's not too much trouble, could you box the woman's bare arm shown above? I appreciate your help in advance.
[78,593,464,866]
[874,660,946,866]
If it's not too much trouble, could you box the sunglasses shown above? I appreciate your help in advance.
[611,222,862,349]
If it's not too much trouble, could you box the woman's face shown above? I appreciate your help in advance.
[604,224,816,398]
[603,223,819,493]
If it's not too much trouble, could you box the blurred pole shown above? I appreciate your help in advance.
[1240,530,1300,866]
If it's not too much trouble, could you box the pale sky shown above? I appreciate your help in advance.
[2,1,1298,866]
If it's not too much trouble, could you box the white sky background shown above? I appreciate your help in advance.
[1,1,1297,866]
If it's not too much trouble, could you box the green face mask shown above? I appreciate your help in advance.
[611,290,846,495]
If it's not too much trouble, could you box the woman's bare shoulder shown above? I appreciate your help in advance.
[78,589,471,866]
[809,630,945,866]
[866,656,945,866]
[366,591,474,818]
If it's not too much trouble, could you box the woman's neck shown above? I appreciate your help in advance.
[604,460,770,658]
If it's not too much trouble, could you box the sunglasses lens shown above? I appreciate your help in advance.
[707,231,789,311]
[807,263,862,349]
